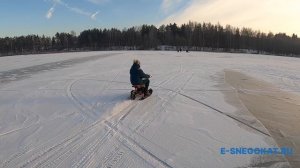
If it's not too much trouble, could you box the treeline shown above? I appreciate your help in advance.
[1,21,300,56]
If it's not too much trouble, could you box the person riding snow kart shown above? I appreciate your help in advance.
[130,59,152,99]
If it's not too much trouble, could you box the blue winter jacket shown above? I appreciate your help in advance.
[130,63,150,85]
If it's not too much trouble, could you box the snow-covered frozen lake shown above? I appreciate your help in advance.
[0,51,299,168]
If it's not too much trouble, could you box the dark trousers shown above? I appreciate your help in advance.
[142,78,150,94]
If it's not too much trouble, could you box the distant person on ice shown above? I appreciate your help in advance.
[130,59,151,97]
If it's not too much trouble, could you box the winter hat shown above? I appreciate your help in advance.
[133,59,140,65]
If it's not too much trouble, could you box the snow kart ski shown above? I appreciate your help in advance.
[130,85,153,100]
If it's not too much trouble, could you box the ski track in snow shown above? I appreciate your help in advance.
[1,51,297,168]
[66,79,96,120]
[3,99,137,168]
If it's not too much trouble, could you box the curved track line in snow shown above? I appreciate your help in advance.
[67,71,124,120]
[0,124,37,138]
[0,111,76,139]
[66,79,96,120]
[89,71,122,111]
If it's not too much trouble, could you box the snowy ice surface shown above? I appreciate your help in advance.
[0,51,299,168]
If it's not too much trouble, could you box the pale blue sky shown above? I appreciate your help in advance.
[1,0,299,37]
[0,0,188,37]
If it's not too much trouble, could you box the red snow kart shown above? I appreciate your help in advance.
[130,85,153,100]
